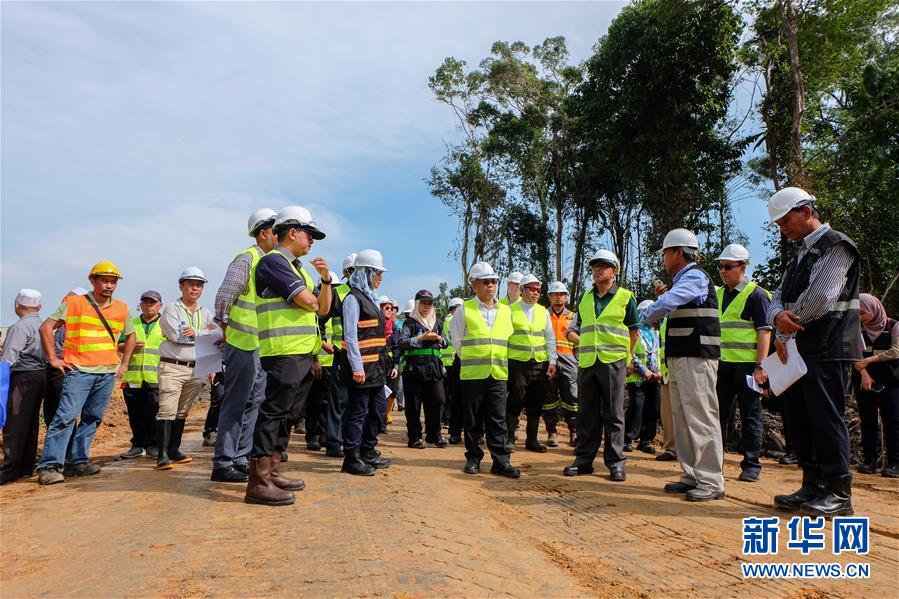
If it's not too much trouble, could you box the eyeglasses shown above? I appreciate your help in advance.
[480,279,498,285]
[718,264,740,271]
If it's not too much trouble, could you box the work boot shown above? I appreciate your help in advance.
[774,467,824,510]
[524,416,547,453]
[341,447,375,476]
[120,446,143,459]
[566,419,578,447]
[63,462,101,477]
[155,420,174,470]
[270,451,305,491]
[801,475,853,517]
[361,446,391,469]
[202,431,216,447]
[325,446,345,458]
[779,452,798,465]
[857,460,877,475]
[168,418,192,464]
[882,463,899,478]
[38,466,65,485]
[244,456,295,506]
[546,424,559,447]
[448,435,462,445]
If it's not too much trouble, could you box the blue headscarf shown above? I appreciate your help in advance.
[348,266,380,306]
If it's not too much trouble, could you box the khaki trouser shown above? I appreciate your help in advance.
[157,361,202,420]
[660,383,676,456]
[668,356,724,493]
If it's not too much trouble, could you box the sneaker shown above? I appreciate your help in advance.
[738,469,760,482]
[202,432,217,447]
[145,447,158,459]
[119,446,144,460]
[38,466,65,485]
[64,462,101,477]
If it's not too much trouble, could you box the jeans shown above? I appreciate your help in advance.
[37,370,116,469]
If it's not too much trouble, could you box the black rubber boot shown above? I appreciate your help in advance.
[774,467,823,510]
[801,474,853,517]
[524,415,547,453]
[341,447,375,476]
[155,420,173,470]
[168,418,192,464]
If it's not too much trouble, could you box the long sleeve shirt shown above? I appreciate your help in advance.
[158,299,215,361]
[0,313,45,372]
[766,224,855,342]
[450,297,500,355]
[342,294,365,373]
[641,262,711,325]
[517,301,558,365]
[214,250,255,324]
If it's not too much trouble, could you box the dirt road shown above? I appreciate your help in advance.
[2,402,897,598]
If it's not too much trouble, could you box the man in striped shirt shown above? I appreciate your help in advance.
[765,187,861,518]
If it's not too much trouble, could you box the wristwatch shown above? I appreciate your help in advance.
[321,279,332,285]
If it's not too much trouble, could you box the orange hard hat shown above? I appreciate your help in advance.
[88,261,123,279]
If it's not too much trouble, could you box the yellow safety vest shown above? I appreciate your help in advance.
[317,319,335,368]
[459,299,514,381]
[122,316,163,385]
[508,302,549,363]
[717,281,770,363]
[330,284,351,348]
[440,312,456,366]
[255,250,318,357]
[226,246,265,351]
[577,287,633,368]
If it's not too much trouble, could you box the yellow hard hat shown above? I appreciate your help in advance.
[89,261,123,279]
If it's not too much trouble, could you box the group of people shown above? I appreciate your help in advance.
[2,187,896,516]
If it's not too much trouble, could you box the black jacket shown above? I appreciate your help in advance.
[398,317,448,382]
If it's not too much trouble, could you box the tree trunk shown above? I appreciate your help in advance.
[761,63,782,191]
[555,198,564,281]
[782,0,806,185]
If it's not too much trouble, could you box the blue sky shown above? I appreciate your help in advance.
[1,2,771,325]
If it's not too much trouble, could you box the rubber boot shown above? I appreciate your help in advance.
[801,474,853,517]
[244,456,295,506]
[524,415,547,453]
[168,418,192,464]
[774,467,824,510]
[270,450,305,491]
[155,420,174,470]
[341,447,375,476]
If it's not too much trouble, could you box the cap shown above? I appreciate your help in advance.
[15,288,41,308]
[415,289,435,301]
[140,290,163,303]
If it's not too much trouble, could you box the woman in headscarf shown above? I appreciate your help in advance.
[852,293,899,477]
[339,250,394,476]
[399,290,449,448]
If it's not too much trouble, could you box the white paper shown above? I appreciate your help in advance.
[193,330,224,379]
[745,374,763,395]
[761,338,807,396]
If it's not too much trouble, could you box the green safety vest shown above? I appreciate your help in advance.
[459,299,514,381]
[577,287,633,368]
[317,319,335,367]
[508,302,549,363]
[659,318,668,380]
[717,281,770,363]
[255,250,318,357]
[625,333,647,384]
[440,312,456,366]
[122,317,164,385]
[226,246,265,351]
[330,284,351,348]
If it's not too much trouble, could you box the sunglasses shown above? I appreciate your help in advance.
[718,264,740,271]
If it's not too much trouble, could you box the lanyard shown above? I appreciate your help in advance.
[180,306,201,331]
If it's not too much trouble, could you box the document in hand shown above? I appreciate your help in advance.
[194,330,224,378]
[761,338,807,396]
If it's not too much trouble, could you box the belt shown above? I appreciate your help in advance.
[160,357,196,367]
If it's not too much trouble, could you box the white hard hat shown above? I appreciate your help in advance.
[768,186,815,223]
[449,297,464,309]
[637,299,654,313]
[329,271,339,283]
[519,273,541,287]
[588,249,620,270]
[547,281,568,294]
[247,208,276,237]
[507,271,524,285]
[377,295,391,306]
[15,288,42,308]
[469,262,498,281]
[389,298,399,308]
[273,205,325,239]
[354,249,388,272]
[717,243,750,263]
[403,299,415,314]
[660,228,699,253]
[341,253,358,274]
[179,266,208,283]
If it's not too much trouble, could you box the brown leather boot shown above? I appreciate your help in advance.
[270,451,305,491]
[244,456,295,506]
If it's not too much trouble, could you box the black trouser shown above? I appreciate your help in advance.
[403,375,445,443]
[0,370,46,483]
[343,386,387,450]
[574,359,626,469]
[447,358,464,437]
[462,377,510,465]
[203,371,224,434]
[854,381,899,465]
[305,366,330,445]
[717,361,763,474]
[442,364,453,425]
[625,379,660,445]
[782,360,851,480]
[253,354,314,457]
[43,366,65,427]
[123,384,159,449]
[507,360,548,437]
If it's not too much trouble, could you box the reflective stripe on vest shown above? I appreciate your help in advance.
[551,309,576,355]
[226,246,265,351]
[508,302,549,362]
[330,284,351,346]
[440,313,456,366]
[255,251,318,357]
[625,333,647,384]
[577,288,632,368]
[459,299,514,381]
[122,316,164,385]
[62,295,129,367]
[717,282,770,363]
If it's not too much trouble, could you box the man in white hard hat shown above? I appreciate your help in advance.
[443,297,465,444]
[563,250,640,483]
[0,289,46,484]
[450,262,520,478]
[542,282,578,447]
[210,209,278,483]
[500,271,524,306]
[715,243,772,483]
[766,187,860,517]
[505,274,557,453]
[642,229,725,502]
[323,253,358,459]
[156,267,218,470]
